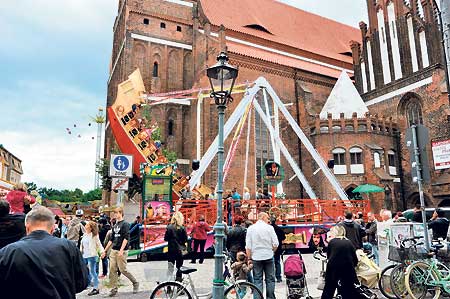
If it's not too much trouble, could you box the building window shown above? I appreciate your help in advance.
[320,126,329,133]
[153,62,158,77]
[160,22,166,29]
[358,124,367,132]
[406,99,423,126]
[176,25,182,32]
[332,148,347,175]
[332,125,341,132]
[345,125,354,132]
[388,150,397,175]
[168,119,174,136]
[143,18,149,25]
[374,152,381,168]
[350,147,364,174]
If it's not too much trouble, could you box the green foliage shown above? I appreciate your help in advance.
[96,158,111,191]
[141,105,153,123]
[151,127,161,141]
[162,149,178,163]
[24,182,37,192]
[30,186,102,203]
[81,188,102,202]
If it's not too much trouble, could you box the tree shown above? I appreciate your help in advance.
[24,182,37,192]
[82,189,102,202]
[96,158,111,191]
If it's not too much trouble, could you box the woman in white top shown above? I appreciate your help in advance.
[80,221,104,296]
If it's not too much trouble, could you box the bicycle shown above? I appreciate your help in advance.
[380,236,424,299]
[149,250,263,299]
[404,240,450,299]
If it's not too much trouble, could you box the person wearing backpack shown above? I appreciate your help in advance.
[67,209,86,247]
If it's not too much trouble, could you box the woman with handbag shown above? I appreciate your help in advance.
[80,221,104,296]
[164,211,188,281]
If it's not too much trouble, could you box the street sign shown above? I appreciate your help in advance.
[405,125,431,183]
[109,154,133,177]
[112,177,129,191]
[432,139,450,170]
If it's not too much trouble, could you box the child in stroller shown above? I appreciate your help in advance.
[283,251,312,299]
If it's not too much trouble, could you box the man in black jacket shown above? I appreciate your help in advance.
[340,211,366,249]
[271,217,286,283]
[0,206,88,299]
[0,199,25,249]
[428,208,450,240]
[226,216,247,261]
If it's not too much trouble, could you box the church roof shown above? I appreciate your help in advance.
[199,0,360,65]
[319,71,368,119]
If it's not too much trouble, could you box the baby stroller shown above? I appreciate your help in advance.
[283,251,312,299]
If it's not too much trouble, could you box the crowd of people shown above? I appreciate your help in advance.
[0,184,140,298]
[1,181,450,299]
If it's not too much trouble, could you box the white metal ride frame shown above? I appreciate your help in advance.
[189,77,349,200]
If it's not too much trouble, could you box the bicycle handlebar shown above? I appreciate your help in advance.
[400,236,422,248]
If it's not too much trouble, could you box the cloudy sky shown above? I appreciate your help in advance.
[0,0,367,192]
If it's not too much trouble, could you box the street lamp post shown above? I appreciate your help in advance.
[206,52,238,299]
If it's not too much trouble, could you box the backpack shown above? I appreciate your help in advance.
[284,255,305,278]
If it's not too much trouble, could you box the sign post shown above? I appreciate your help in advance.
[109,154,133,207]
[406,125,430,251]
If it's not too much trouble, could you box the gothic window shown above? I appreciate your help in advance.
[183,52,193,89]
[143,18,149,25]
[388,150,397,175]
[160,22,166,29]
[153,62,158,77]
[177,25,182,32]
[332,148,347,175]
[350,147,364,174]
[406,99,423,126]
[374,152,381,168]
[168,119,174,136]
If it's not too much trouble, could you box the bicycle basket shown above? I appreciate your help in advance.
[388,246,428,262]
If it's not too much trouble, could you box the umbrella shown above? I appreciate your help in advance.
[352,184,384,194]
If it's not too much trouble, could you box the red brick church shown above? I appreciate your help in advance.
[106,0,450,212]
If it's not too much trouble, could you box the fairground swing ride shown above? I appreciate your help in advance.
[107,69,370,260]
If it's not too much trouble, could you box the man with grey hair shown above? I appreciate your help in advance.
[246,212,279,299]
[0,206,88,298]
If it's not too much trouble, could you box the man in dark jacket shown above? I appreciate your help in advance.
[271,217,286,283]
[0,200,25,249]
[226,216,247,261]
[428,208,450,240]
[365,212,378,265]
[340,211,366,249]
[0,206,88,299]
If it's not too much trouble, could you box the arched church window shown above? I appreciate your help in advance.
[168,119,174,136]
[406,99,423,126]
[153,62,159,77]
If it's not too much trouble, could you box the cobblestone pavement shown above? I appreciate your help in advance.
[77,254,387,298]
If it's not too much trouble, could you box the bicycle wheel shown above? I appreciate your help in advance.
[224,281,264,299]
[390,263,409,298]
[378,264,397,299]
[405,261,441,299]
[150,281,193,299]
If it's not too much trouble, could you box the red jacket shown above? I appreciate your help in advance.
[6,191,35,214]
[192,221,209,240]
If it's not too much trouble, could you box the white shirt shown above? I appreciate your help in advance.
[246,220,279,261]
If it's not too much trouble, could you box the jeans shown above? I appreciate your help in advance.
[84,256,99,289]
[97,257,109,275]
[191,239,207,263]
[274,254,282,281]
[370,243,379,265]
[252,258,276,299]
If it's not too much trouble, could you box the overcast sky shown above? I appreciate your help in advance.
[0,0,368,191]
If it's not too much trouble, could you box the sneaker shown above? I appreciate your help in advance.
[108,288,117,297]
[88,289,99,296]
[133,282,139,294]
[190,260,196,264]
